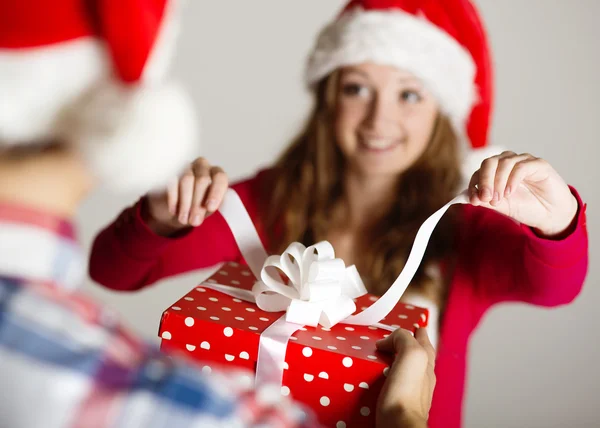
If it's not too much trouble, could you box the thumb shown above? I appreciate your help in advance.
[375,328,413,354]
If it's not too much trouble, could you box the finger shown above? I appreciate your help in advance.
[506,157,541,195]
[492,154,519,203]
[494,153,533,199]
[166,177,179,216]
[177,170,195,224]
[205,167,229,212]
[190,164,211,226]
[477,157,500,203]
[376,328,412,354]
[414,328,436,367]
[468,170,481,206]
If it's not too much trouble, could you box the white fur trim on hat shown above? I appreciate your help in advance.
[0,39,108,144]
[306,7,478,139]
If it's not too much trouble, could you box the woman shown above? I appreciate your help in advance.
[89,1,589,427]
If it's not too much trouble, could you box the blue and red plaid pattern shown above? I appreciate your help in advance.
[0,203,320,428]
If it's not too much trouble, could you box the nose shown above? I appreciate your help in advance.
[363,92,401,135]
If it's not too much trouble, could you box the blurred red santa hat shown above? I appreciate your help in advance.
[0,0,197,192]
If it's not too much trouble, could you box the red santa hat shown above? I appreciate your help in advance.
[305,0,503,183]
[0,0,197,192]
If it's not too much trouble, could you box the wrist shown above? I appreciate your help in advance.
[535,194,578,238]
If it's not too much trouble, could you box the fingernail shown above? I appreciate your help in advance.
[207,199,218,212]
[179,213,188,224]
[505,186,512,197]
[191,215,201,227]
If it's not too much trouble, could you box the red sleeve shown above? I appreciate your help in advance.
[464,186,588,308]
[88,171,269,291]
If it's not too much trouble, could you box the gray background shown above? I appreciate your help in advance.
[79,1,599,427]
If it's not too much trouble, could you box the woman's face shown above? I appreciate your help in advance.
[334,62,439,178]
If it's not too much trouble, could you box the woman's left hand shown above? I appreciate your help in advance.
[469,151,578,237]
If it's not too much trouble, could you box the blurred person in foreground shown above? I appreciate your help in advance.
[0,1,436,427]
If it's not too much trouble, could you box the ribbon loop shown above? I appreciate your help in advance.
[253,241,366,328]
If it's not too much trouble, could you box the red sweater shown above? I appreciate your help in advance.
[89,170,589,428]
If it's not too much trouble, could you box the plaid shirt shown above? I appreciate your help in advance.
[0,203,320,428]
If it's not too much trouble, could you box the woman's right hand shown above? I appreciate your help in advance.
[144,157,229,236]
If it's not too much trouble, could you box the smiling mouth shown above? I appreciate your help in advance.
[359,137,401,152]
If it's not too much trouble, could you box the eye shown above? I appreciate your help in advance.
[341,83,371,98]
[400,90,422,104]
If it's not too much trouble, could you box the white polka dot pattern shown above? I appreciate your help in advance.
[238,375,253,390]
[158,263,431,427]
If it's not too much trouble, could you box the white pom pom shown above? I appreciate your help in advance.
[67,81,198,193]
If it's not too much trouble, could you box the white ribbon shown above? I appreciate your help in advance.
[253,241,367,328]
[214,188,469,387]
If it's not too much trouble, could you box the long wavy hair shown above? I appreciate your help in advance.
[259,71,463,307]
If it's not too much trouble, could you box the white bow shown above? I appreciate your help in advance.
[252,241,367,328]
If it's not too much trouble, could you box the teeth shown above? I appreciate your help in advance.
[363,139,395,150]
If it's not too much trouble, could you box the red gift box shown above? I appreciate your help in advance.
[158,261,428,428]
